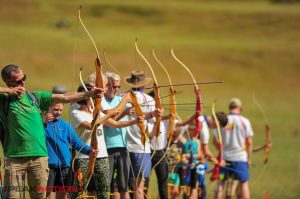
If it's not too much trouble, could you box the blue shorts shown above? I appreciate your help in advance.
[219,161,249,182]
[178,167,197,188]
[129,152,152,179]
[198,174,206,187]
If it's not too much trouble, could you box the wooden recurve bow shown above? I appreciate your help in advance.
[171,49,202,138]
[152,48,176,143]
[135,40,162,138]
[210,102,223,181]
[251,92,272,186]
[78,6,104,192]
[253,93,272,164]
[135,41,164,182]
[150,48,177,174]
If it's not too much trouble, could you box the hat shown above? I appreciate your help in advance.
[229,97,242,108]
[125,70,152,88]
[52,86,67,94]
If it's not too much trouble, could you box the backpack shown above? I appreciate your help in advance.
[0,92,40,149]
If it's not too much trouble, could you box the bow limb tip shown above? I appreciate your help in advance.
[95,57,101,67]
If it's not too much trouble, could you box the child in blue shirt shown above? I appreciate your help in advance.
[44,102,98,199]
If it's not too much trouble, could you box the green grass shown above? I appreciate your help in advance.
[0,0,300,198]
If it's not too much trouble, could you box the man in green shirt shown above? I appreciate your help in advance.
[0,64,102,199]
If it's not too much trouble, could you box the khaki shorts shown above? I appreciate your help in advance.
[4,157,49,199]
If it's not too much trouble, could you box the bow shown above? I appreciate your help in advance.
[69,67,93,177]
[78,6,104,191]
[253,92,272,164]
[103,48,149,142]
[129,90,149,145]
[152,48,176,143]
[135,40,162,138]
[171,49,202,137]
[210,102,223,181]
[263,124,271,164]
[135,41,164,184]
[129,88,150,187]
[148,48,177,176]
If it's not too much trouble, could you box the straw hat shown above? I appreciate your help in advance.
[125,70,152,88]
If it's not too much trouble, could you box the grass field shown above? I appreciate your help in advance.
[0,0,300,198]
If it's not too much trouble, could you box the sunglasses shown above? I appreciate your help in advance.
[112,85,121,89]
[9,74,26,86]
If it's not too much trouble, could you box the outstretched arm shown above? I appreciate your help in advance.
[51,88,103,104]
[113,102,136,121]
[253,142,272,153]
[202,144,218,165]
[104,116,144,128]
[176,112,197,127]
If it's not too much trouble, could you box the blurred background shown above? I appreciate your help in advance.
[0,0,299,198]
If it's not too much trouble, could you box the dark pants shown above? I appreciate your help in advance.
[151,149,169,199]
[107,147,130,192]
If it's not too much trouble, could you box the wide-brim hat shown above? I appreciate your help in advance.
[125,70,152,88]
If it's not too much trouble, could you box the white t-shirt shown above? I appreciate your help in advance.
[71,110,108,158]
[126,90,155,153]
[215,114,254,162]
[150,120,172,150]
[198,116,210,145]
